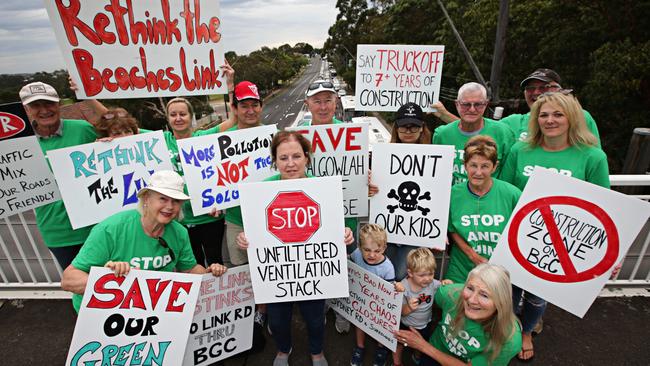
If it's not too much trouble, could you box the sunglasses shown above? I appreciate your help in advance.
[157,236,175,261]
[524,84,561,93]
[456,101,488,110]
[397,125,422,133]
[102,110,129,120]
[538,89,574,98]
[308,81,334,90]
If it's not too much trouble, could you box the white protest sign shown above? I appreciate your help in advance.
[329,260,401,351]
[355,44,444,112]
[490,168,650,318]
[369,143,454,249]
[67,267,202,366]
[1,136,61,218]
[44,0,227,99]
[47,131,173,228]
[239,176,349,303]
[290,123,369,217]
[184,265,255,366]
[177,124,276,214]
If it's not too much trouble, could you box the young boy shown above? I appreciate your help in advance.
[350,224,398,366]
[393,248,452,366]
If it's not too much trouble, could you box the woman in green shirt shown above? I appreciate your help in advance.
[395,263,522,366]
[499,91,609,361]
[445,136,521,284]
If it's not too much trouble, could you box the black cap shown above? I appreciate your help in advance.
[395,103,424,127]
[520,68,562,88]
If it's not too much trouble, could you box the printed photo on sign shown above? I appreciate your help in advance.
[184,266,255,365]
[47,131,173,228]
[290,123,369,217]
[355,44,445,112]
[66,267,202,366]
[369,143,454,249]
[329,261,401,351]
[178,124,276,214]
[239,176,349,303]
[490,168,650,317]
[44,0,227,99]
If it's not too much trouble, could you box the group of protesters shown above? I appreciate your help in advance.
[16,63,608,366]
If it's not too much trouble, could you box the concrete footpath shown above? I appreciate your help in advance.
[0,295,648,365]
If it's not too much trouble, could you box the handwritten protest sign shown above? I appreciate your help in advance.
[490,168,650,317]
[0,103,60,219]
[44,0,227,99]
[355,44,444,112]
[184,266,254,365]
[239,176,349,303]
[67,267,202,366]
[47,131,172,228]
[290,123,369,217]
[330,261,401,351]
[178,125,276,214]
[369,143,454,249]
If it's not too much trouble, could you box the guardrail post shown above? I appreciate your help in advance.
[619,128,650,195]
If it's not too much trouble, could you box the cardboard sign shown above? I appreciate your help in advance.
[290,123,369,217]
[67,267,202,366]
[355,44,444,112]
[44,0,227,99]
[329,260,402,351]
[183,266,255,365]
[0,103,60,218]
[239,176,349,303]
[177,124,275,214]
[490,168,650,317]
[47,131,173,228]
[369,143,454,249]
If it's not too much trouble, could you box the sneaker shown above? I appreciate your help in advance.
[273,350,291,366]
[312,356,328,366]
[335,313,350,333]
[372,347,389,366]
[254,311,267,327]
[350,346,364,366]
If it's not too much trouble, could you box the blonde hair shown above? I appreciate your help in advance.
[137,191,184,222]
[406,248,437,273]
[359,224,387,250]
[451,264,517,362]
[165,97,197,129]
[464,135,498,165]
[527,92,597,147]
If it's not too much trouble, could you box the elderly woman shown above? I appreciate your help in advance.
[499,91,609,361]
[237,130,354,366]
[395,264,522,366]
[445,135,521,283]
[61,170,226,312]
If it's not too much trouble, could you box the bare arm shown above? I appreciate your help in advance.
[395,327,469,366]
[431,101,459,124]
[449,232,487,266]
[61,265,89,295]
[215,61,237,132]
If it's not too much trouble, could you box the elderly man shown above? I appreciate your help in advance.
[432,82,515,185]
[501,68,601,143]
[19,82,99,269]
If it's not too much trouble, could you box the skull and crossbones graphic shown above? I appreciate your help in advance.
[387,181,431,216]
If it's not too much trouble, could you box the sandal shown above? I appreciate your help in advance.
[517,348,535,362]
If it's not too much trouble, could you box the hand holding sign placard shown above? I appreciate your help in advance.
[490,168,650,317]
[239,176,349,303]
[355,44,444,112]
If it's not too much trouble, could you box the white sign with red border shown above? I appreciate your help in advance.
[490,168,650,317]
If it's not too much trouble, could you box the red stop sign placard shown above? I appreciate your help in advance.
[266,191,321,243]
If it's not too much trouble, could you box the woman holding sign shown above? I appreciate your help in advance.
[236,130,355,366]
[61,170,227,312]
[394,263,522,366]
[499,91,609,361]
[445,136,521,283]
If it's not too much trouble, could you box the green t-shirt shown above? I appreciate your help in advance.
[432,118,515,185]
[163,127,221,225]
[500,110,601,146]
[499,141,610,190]
[430,284,522,366]
[445,180,521,283]
[36,119,97,247]
[71,209,197,312]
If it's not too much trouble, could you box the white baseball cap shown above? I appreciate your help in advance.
[137,170,190,200]
[20,82,60,105]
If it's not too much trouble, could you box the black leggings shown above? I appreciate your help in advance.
[186,219,225,266]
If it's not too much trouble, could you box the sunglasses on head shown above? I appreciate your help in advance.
[157,236,175,261]
[102,111,129,120]
[308,81,334,90]
[538,89,573,99]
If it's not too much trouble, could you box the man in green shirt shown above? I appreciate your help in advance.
[432,82,515,185]
[19,82,98,269]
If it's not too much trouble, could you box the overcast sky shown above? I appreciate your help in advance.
[0,0,338,74]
